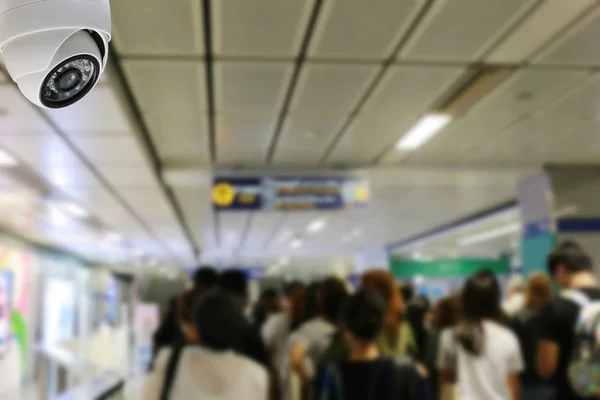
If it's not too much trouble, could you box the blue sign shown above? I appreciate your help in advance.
[212,176,369,211]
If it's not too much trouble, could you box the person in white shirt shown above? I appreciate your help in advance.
[438,269,524,400]
[140,290,268,400]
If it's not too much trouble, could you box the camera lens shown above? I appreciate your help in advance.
[39,55,100,109]
[57,70,82,92]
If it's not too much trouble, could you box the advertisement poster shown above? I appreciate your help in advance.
[134,303,159,368]
[42,278,76,346]
[0,270,12,359]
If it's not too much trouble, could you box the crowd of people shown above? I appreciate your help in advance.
[140,240,600,400]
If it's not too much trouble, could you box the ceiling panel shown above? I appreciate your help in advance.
[535,7,600,66]
[214,62,292,112]
[216,113,276,165]
[486,0,597,63]
[173,187,213,250]
[0,134,81,167]
[240,212,284,257]
[272,115,345,165]
[402,68,592,164]
[400,0,538,62]
[327,65,463,164]
[309,0,425,60]
[111,0,204,56]
[122,60,209,163]
[265,211,325,252]
[273,63,377,165]
[218,211,251,253]
[68,136,148,166]
[289,63,376,115]
[98,166,160,189]
[45,87,132,135]
[118,188,178,223]
[213,0,312,57]
[0,86,55,135]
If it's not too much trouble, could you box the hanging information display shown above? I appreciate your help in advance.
[212,176,369,211]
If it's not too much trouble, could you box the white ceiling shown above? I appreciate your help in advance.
[1,0,600,268]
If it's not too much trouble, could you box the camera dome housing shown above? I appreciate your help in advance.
[0,0,111,109]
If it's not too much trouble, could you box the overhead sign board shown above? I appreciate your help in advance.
[212,177,369,211]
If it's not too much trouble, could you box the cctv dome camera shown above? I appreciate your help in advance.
[0,0,111,109]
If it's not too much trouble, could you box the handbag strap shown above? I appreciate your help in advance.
[160,345,184,400]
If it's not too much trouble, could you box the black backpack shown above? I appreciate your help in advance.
[320,357,421,400]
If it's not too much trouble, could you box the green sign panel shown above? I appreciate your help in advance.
[389,258,510,279]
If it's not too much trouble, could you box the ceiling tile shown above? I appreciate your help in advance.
[535,7,600,66]
[111,0,204,55]
[400,0,538,62]
[240,212,284,257]
[402,69,593,165]
[0,134,81,167]
[216,113,276,165]
[122,60,209,164]
[0,86,55,135]
[486,0,597,63]
[100,166,160,188]
[327,65,464,164]
[69,136,147,166]
[213,0,312,56]
[215,62,292,112]
[45,87,132,135]
[310,0,425,59]
[289,63,376,115]
[173,186,213,251]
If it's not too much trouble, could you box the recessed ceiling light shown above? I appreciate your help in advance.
[0,149,18,167]
[62,202,88,218]
[396,113,452,150]
[290,239,303,249]
[307,219,326,233]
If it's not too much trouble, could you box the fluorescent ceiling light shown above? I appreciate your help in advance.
[458,223,521,247]
[307,219,326,233]
[290,239,303,249]
[62,202,88,218]
[0,149,17,167]
[396,113,452,150]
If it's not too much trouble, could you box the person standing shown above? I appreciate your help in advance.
[537,241,600,400]
[317,288,421,400]
[140,290,268,400]
[438,269,523,400]
[512,273,553,399]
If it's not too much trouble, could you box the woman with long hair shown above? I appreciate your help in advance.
[438,269,524,400]
[512,273,553,400]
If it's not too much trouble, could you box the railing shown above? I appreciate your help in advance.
[36,344,125,400]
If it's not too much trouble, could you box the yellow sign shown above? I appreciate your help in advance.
[212,183,235,207]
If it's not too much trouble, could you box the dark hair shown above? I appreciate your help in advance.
[432,295,460,330]
[320,278,348,322]
[219,269,248,299]
[342,288,387,341]
[456,269,503,355]
[548,241,592,276]
[195,290,247,351]
[301,282,322,323]
[193,266,218,289]
[284,281,304,297]
[400,283,415,303]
